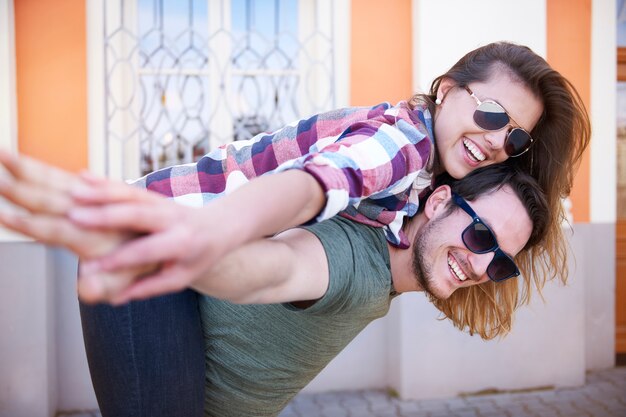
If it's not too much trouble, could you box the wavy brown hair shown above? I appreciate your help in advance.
[410,42,591,339]
[422,165,550,339]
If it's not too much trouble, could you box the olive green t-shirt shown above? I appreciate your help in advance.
[199,216,394,416]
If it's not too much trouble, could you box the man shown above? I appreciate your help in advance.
[0,153,548,416]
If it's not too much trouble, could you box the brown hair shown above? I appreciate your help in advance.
[410,42,591,339]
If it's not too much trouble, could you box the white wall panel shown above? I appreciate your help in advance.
[590,0,616,223]
[412,0,546,94]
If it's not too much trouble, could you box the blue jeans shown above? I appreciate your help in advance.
[79,290,205,417]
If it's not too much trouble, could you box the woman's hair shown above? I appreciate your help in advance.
[424,165,550,340]
[410,42,591,339]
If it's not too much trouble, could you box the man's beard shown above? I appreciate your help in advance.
[411,215,451,300]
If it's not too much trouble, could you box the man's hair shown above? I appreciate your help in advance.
[423,164,550,340]
[410,42,590,319]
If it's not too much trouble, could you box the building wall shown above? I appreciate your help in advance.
[586,0,617,371]
[14,0,88,172]
[350,0,413,106]
[0,0,616,413]
[0,243,56,417]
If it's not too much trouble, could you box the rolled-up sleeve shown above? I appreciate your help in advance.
[273,105,433,223]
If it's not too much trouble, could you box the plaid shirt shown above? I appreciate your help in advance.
[133,101,434,248]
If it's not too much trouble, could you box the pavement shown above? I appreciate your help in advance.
[57,366,626,417]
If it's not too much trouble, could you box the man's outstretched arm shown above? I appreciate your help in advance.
[190,227,329,305]
[0,150,328,304]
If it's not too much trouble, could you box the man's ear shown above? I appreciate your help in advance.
[436,77,456,104]
[424,185,452,220]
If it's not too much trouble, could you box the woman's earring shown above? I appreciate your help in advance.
[435,98,442,105]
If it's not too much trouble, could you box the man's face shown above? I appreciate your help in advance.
[412,185,532,300]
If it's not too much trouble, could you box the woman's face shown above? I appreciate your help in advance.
[433,71,544,179]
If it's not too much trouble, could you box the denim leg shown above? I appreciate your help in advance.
[79,290,205,417]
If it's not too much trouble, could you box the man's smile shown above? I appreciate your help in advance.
[447,252,468,282]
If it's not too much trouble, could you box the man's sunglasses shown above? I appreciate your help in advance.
[451,192,520,282]
[464,86,535,157]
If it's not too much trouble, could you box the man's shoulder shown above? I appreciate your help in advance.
[303,215,387,255]
[305,215,390,281]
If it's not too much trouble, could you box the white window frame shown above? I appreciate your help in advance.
[0,0,27,242]
[0,0,17,154]
[87,0,350,180]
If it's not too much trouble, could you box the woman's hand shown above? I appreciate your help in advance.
[0,151,326,305]
[0,151,245,305]
[0,151,156,303]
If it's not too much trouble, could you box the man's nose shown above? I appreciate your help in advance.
[468,251,495,282]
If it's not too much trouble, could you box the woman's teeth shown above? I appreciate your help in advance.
[448,255,467,281]
[463,139,486,162]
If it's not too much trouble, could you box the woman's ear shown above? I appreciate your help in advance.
[424,185,452,220]
[436,77,456,105]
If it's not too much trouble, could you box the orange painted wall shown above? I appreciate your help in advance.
[350,0,413,106]
[547,0,591,223]
[14,0,88,172]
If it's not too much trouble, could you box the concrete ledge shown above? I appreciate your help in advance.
[0,242,56,417]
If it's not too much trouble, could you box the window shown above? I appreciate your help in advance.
[89,0,348,179]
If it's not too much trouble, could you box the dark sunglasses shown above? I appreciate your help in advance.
[464,86,535,157]
[451,192,520,282]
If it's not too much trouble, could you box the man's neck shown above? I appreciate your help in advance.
[387,215,426,294]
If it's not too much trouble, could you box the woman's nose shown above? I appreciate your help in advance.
[483,128,508,151]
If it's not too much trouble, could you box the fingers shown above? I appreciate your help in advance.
[0,210,128,259]
[0,210,79,248]
[72,173,160,205]
[0,174,75,216]
[68,199,180,232]
[0,151,85,217]
[0,150,82,193]
[107,264,189,305]
[77,270,138,304]
[80,230,185,273]
[0,151,160,217]
[78,263,187,305]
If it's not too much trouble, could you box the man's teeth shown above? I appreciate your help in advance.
[448,256,467,281]
[463,139,486,162]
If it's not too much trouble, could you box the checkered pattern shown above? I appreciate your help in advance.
[132,101,434,248]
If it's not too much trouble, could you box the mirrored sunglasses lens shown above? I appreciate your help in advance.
[487,257,517,281]
[505,128,532,156]
[473,102,509,131]
[463,223,496,252]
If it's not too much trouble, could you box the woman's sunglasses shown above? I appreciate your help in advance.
[451,192,520,282]
[464,86,535,157]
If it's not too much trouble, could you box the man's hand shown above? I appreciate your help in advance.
[0,151,156,303]
[69,193,238,305]
[64,169,326,304]
[0,151,247,305]
[0,151,131,258]
[0,151,326,305]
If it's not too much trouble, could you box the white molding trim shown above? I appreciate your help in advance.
[0,0,29,242]
[0,0,17,153]
[87,0,107,177]
[333,0,350,108]
[590,0,616,223]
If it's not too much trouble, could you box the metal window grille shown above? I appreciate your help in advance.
[103,0,336,178]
